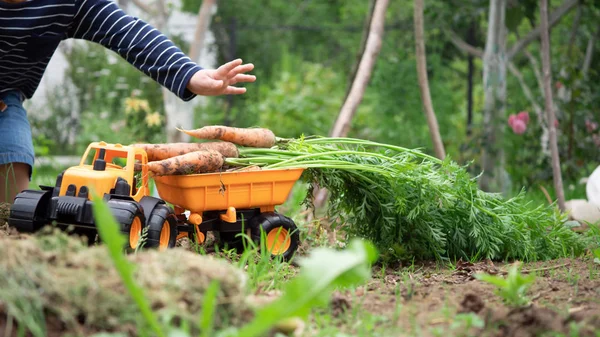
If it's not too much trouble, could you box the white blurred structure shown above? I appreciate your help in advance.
[587,165,600,206]
[565,165,600,226]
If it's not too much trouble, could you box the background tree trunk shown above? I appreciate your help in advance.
[163,0,216,143]
[312,0,389,209]
[582,24,600,78]
[343,0,376,103]
[414,0,446,159]
[479,0,508,193]
[328,0,389,138]
[540,0,566,211]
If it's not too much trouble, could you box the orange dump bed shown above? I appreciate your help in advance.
[152,168,305,212]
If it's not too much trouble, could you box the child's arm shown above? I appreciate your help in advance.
[66,0,254,101]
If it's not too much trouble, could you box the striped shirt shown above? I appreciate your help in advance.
[0,0,203,101]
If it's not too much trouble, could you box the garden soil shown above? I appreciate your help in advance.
[330,258,600,336]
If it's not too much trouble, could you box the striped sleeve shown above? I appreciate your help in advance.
[67,0,202,101]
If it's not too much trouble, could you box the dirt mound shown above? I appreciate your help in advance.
[0,229,252,336]
[460,293,600,337]
[0,202,14,237]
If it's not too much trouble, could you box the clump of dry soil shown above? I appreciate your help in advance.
[0,228,253,336]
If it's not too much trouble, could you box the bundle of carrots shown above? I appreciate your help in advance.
[129,125,595,263]
[131,126,277,176]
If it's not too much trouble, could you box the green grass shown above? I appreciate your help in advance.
[29,165,63,189]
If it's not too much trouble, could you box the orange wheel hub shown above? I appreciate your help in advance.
[129,217,142,249]
[159,220,171,250]
[266,227,291,255]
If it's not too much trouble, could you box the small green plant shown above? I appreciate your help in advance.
[449,312,485,334]
[235,239,378,337]
[475,263,536,308]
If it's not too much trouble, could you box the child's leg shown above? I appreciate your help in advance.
[0,163,30,203]
[0,91,35,204]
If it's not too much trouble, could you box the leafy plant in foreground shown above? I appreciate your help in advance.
[475,264,536,308]
[593,248,600,265]
[235,239,378,337]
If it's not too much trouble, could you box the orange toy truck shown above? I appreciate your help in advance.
[8,141,302,260]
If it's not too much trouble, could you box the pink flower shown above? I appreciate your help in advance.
[554,119,559,128]
[511,119,527,134]
[586,119,598,133]
[593,134,600,148]
[508,114,518,127]
[555,81,563,89]
[517,111,530,124]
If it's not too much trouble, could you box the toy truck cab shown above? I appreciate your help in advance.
[57,141,151,201]
[8,142,178,251]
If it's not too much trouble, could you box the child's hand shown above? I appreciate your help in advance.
[186,58,256,96]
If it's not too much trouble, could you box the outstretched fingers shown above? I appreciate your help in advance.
[226,63,254,79]
[216,58,243,77]
[229,74,256,85]
[223,86,247,95]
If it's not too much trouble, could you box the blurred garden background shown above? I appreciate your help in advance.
[26,0,600,206]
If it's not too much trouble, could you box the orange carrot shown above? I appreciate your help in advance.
[131,142,239,161]
[146,150,224,176]
[176,126,276,148]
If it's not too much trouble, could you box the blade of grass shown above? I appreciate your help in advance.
[235,239,377,337]
[91,193,166,337]
[199,280,220,337]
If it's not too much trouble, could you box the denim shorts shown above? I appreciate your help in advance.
[0,90,34,179]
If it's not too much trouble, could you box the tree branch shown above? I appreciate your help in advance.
[188,0,216,61]
[507,61,550,157]
[540,0,566,212]
[415,0,446,160]
[582,24,600,78]
[130,0,154,15]
[507,62,544,122]
[523,50,545,97]
[446,30,484,58]
[507,0,578,59]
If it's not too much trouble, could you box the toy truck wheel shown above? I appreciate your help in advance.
[251,212,300,261]
[105,199,146,250]
[128,215,145,249]
[8,189,52,233]
[144,204,177,250]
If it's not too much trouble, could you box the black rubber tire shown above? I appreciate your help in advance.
[8,189,53,233]
[105,199,146,250]
[250,212,300,261]
[145,204,178,250]
[218,231,248,252]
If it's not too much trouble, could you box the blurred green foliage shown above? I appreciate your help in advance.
[30,0,600,196]
[250,49,346,138]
